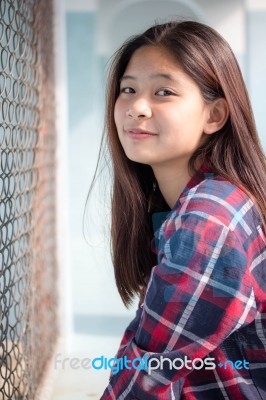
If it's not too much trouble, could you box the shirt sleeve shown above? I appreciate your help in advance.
[100,210,257,400]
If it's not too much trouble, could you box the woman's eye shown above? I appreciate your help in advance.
[120,87,135,94]
[156,89,175,96]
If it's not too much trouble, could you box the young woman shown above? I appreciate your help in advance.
[91,20,266,399]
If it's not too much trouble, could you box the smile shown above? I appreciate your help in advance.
[125,129,158,139]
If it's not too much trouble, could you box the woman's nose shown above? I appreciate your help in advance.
[126,102,152,120]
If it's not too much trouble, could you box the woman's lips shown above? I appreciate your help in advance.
[125,129,158,139]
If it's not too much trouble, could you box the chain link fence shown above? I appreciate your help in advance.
[0,0,58,398]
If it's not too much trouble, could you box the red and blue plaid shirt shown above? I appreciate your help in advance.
[100,161,266,399]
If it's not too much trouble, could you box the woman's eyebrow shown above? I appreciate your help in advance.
[120,75,136,82]
[120,73,179,83]
[150,73,177,82]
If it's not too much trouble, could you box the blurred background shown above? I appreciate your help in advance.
[52,0,266,398]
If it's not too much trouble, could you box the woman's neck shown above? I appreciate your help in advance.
[152,161,191,208]
[152,157,202,208]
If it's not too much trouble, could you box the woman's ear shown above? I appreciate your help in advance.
[204,98,229,135]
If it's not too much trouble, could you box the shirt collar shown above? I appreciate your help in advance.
[176,158,215,205]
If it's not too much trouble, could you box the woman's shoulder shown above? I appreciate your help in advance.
[177,174,261,233]
[184,174,253,207]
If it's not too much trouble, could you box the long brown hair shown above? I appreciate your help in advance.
[87,20,266,307]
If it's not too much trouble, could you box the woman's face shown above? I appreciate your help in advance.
[114,45,211,171]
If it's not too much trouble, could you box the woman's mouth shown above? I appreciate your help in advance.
[125,129,158,139]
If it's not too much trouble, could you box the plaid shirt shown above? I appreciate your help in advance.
[100,161,266,400]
